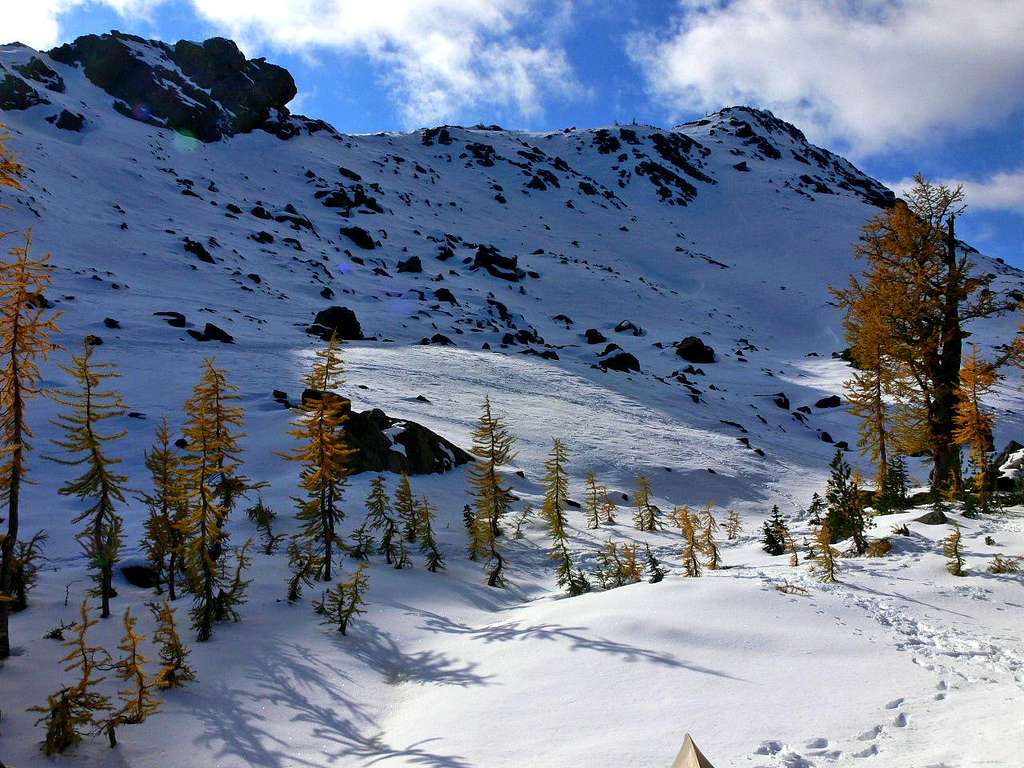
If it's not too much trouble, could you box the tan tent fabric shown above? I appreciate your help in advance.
[670,734,715,768]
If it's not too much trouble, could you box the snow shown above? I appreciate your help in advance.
[0,41,1023,768]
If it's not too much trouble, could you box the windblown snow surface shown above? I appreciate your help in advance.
[1,40,1023,768]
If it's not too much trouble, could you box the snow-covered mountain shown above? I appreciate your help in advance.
[2,31,1023,768]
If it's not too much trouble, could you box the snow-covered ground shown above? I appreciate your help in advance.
[1,37,1023,767]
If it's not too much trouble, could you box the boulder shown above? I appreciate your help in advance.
[473,245,523,281]
[599,351,640,372]
[675,336,716,364]
[306,306,364,340]
[45,109,85,131]
[584,328,607,344]
[614,320,645,336]
[121,563,158,589]
[184,237,214,263]
[913,509,949,526]
[154,311,187,327]
[434,288,458,305]
[187,322,234,343]
[815,394,842,409]
[397,255,422,273]
[339,225,376,249]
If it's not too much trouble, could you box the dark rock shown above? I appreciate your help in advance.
[84,335,103,346]
[184,237,214,263]
[835,441,849,451]
[599,351,640,373]
[174,438,188,449]
[154,311,186,327]
[913,509,949,526]
[320,286,334,300]
[251,205,273,219]
[306,306,364,341]
[251,230,274,244]
[421,334,454,346]
[472,244,523,281]
[0,72,47,110]
[614,320,645,336]
[397,255,422,273]
[45,109,85,131]
[434,288,458,305]
[584,328,607,344]
[339,226,376,249]
[13,56,65,92]
[815,395,842,409]
[49,32,296,142]
[190,322,234,343]
[675,336,716,364]
[103,317,120,329]
[346,408,473,475]
[733,161,749,172]
[121,563,159,589]
[820,431,833,443]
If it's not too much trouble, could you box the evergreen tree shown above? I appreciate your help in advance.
[761,506,788,556]
[954,345,998,512]
[584,471,603,529]
[103,608,160,747]
[833,177,1005,495]
[0,228,60,657]
[824,449,872,553]
[281,334,355,580]
[365,475,399,564]
[50,340,128,619]
[286,537,322,603]
[141,417,186,599]
[148,600,195,689]
[807,492,826,525]
[876,454,910,513]
[467,396,515,587]
[644,543,665,583]
[542,438,570,541]
[8,528,46,613]
[29,601,110,755]
[418,496,445,572]
[812,524,840,582]
[724,509,742,540]
[394,471,419,543]
[320,562,368,635]
[944,522,966,576]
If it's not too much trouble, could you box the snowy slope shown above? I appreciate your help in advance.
[1,34,1023,768]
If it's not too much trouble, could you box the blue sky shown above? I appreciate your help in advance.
[10,1,1023,264]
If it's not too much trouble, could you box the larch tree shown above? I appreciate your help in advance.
[812,524,840,583]
[286,537,322,603]
[584,471,603,529]
[724,509,742,540]
[467,396,516,587]
[944,522,966,576]
[633,474,659,531]
[833,177,1006,494]
[675,506,701,577]
[394,472,419,543]
[281,335,356,581]
[50,340,128,619]
[29,601,111,755]
[320,562,368,635]
[0,228,60,658]
[542,439,587,595]
[193,358,249,525]
[104,608,161,747]
[148,600,195,689]
[954,345,998,512]
[141,417,186,599]
[699,505,721,570]
[180,363,251,641]
[418,496,445,572]
[365,475,399,565]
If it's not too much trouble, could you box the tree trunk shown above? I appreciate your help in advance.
[931,215,964,494]
[0,393,23,659]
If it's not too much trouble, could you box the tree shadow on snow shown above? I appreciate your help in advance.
[192,641,472,768]
[401,605,739,679]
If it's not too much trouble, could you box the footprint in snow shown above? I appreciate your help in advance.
[857,725,882,741]
[885,697,904,709]
[892,712,908,727]
[852,744,880,758]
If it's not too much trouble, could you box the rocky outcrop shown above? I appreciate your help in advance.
[48,32,296,141]
[675,336,715,364]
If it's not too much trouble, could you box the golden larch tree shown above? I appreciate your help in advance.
[141,417,187,599]
[467,396,515,587]
[103,607,161,747]
[954,345,998,511]
[281,335,356,580]
[0,228,60,658]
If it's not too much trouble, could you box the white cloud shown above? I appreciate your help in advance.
[186,0,576,127]
[887,170,1024,215]
[5,0,576,128]
[629,0,1024,156]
